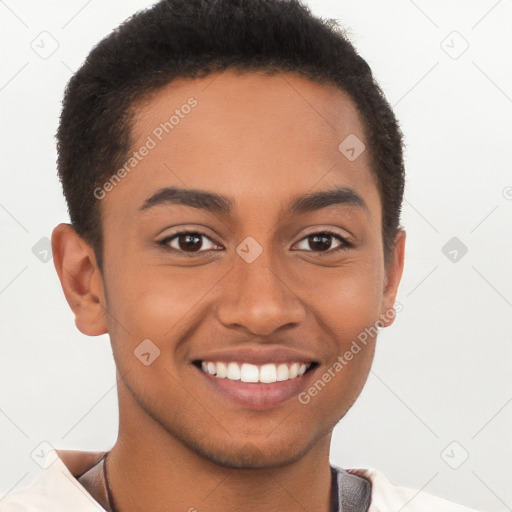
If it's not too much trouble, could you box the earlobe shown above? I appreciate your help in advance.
[51,223,108,336]
[380,229,406,328]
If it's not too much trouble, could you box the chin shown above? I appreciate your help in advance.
[204,448,302,470]
[190,435,310,470]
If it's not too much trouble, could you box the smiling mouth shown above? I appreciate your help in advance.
[193,360,318,383]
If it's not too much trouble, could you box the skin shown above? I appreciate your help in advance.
[52,69,405,512]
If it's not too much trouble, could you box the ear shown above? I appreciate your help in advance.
[51,223,108,336]
[379,229,406,327]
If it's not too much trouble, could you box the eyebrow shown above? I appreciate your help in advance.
[138,185,367,216]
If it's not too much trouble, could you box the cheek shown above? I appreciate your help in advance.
[296,257,384,343]
[104,263,226,347]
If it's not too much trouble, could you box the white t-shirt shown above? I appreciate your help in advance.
[0,449,479,511]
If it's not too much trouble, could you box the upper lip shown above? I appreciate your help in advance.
[192,346,319,366]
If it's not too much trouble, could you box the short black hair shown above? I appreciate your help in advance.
[56,0,405,270]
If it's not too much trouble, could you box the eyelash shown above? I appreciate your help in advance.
[158,229,353,256]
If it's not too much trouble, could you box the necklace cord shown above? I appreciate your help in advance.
[103,451,119,512]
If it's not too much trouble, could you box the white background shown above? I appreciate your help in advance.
[0,1,511,510]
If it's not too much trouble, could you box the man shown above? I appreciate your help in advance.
[1,0,479,510]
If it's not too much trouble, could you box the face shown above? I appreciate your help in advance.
[55,70,405,469]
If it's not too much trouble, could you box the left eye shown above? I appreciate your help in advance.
[294,233,348,252]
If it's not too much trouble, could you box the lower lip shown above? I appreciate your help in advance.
[194,365,317,410]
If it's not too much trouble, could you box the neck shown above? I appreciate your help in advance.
[106,377,335,512]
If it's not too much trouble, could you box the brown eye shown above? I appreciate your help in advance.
[294,232,350,253]
[162,232,219,253]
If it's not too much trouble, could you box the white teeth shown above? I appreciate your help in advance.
[240,363,259,382]
[276,363,289,381]
[199,361,312,383]
[289,363,299,379]
[216,361,227,378]
[260,363,277,383]
[226,362,241,380]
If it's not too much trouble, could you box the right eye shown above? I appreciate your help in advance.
[160,231,223,254]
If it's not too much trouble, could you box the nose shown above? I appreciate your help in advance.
[215,251,306,337]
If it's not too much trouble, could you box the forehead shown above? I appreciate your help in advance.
[104,69,378,218]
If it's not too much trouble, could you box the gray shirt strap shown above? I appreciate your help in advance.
[330,465,372,512]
